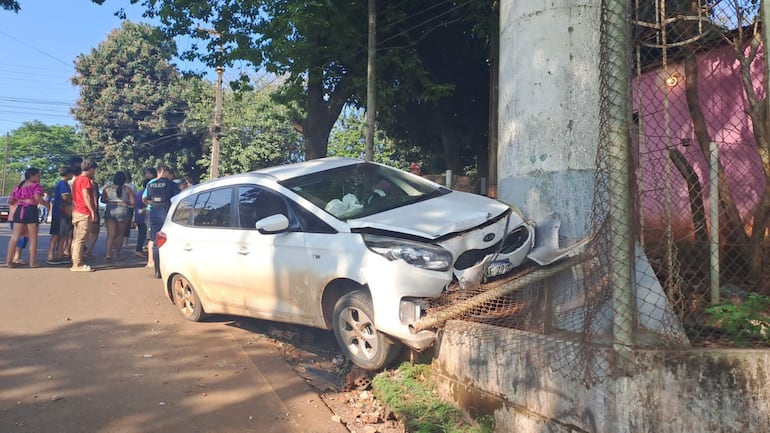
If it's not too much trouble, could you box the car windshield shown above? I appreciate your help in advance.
[280,162,449,220]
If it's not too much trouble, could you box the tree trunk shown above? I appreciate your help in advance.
[669,148,708,245]
[301,68,351,160]
[731,33,770,280]
[440,122,464,175]
[684,56,747,247]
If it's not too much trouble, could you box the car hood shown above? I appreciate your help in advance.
[347,191,514,239]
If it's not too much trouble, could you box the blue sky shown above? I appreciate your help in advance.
[0,1,213,137]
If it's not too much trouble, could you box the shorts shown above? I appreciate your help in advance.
[58,216,73,236]
[50,213,61,235]
[12,205,39,224]
[105,205,131,222]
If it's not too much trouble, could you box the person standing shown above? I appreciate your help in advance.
[47,166,74,265]
[70,159,98,272]
[101,171,135,261]
[141,167,158,267]
[143,164,179,278]
[133,177,150,257]
[5,168,49,268]
[83,179,101,259]
[122,171,137,249]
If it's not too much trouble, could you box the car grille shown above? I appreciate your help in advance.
[453,226,530,270]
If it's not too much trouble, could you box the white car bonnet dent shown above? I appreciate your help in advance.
[347,192,513,239]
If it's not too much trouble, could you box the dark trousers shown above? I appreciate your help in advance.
[149,208,168,278]
[135,222,147,252]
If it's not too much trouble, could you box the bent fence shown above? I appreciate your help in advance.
[426,0,770,390]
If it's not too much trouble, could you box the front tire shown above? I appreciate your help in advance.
[171,274,205,322]
[332,290,401,370]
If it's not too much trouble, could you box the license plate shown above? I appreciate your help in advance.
[486,259,513,278]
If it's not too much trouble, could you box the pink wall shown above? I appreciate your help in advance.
[633,43,767,237]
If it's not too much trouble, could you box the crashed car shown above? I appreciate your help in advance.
[157,157,559,370]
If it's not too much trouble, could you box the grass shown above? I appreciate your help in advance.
[371,362,495,433]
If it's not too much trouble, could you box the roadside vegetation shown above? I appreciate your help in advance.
[372,362,495,433]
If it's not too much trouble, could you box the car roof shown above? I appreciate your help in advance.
[250,157,363,182]
[171,157,366,200]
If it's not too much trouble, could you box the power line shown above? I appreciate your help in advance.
[0,29,71,67]
[376,0,476,49]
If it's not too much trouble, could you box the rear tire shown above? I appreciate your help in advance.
[332,290,402,370]
[171,274,205,322]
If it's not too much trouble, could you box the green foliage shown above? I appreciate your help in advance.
[95,0,495,167]
[1,122,84,195]
[72,21,206,185]
[1,0,19,12]
[195,81,304,178]
[327,110,406,169]
[180,75,302,179]
[372,362,494,433]
[705,293,770,346]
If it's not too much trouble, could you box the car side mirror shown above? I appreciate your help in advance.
[255,214,289,233]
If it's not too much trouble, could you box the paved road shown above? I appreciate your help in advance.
[0,223,348,433]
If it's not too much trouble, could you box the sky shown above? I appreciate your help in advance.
[0,1,213,137]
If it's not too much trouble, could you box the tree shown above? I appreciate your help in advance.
[71,21,206,184]
[636,1,770,280]
[92,0,368,160]
[1,122,84,194]
[1,0,19,12]
[373,1,495,175]
[327,109,404,168]
[195,80,305,176]
[93,0,490,165]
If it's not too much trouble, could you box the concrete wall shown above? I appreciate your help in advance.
[497,0,601,239]
[433,321,770,433]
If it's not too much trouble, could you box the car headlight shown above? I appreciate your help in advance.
[363,234,453,271]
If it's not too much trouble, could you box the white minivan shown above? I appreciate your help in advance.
[157,158,537,369]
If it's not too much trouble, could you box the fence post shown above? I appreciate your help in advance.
[709,141,720,305]
[603,0,635,358]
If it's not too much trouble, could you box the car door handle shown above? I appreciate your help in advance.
[183,244,193,252]
[237,247,250,255]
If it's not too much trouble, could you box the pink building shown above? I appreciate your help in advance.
[633,43,767,239]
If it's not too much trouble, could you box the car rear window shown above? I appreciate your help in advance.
[171,196,195,225]
[192,187,233,228]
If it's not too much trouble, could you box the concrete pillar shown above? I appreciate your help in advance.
[498,0,601,240]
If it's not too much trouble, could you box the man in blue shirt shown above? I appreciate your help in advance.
[47,166,74,264]
[142,164,179,278]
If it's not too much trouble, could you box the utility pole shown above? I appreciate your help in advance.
[199,27,224,179]
[365,0,376,161]
[1,133,9,195]
[211,64,223,179]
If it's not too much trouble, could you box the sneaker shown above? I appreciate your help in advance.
[46,259,63,265]
[70,265,93,272]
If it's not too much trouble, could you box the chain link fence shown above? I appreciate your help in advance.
[423,0,770,387]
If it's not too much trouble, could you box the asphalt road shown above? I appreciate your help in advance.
[0,222,348,433]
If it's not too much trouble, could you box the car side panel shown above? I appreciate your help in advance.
[168,225,244,308]
[237,231,321,325]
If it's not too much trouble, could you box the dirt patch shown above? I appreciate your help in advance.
[235,319,407,433]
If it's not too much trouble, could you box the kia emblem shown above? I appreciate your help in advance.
[483,233,496,242]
